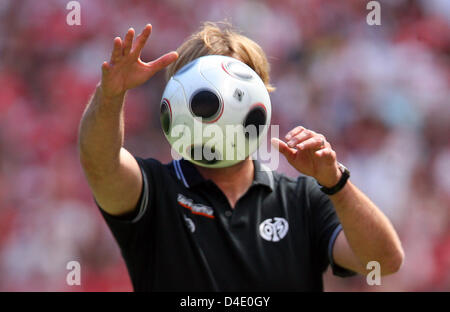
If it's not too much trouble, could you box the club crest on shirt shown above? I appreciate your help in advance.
[259,217,289,242]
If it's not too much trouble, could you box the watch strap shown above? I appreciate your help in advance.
[319,163,350,195]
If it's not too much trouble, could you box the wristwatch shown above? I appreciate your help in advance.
[319,163,350,195]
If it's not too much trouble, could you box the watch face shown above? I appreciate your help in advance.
[338,162,349,174]
[338,163,344,172]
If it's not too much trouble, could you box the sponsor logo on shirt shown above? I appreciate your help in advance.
[177,194,215,219]
[259,217,289,242]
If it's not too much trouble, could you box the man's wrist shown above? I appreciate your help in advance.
[318,163,350,195]
[316,165,342,188]
[98,83,126,103]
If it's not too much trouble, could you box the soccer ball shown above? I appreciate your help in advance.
[159,55,271,168]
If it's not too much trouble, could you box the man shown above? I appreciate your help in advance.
[78,22,404,291]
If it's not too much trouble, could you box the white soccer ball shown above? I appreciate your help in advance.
[159,55,271,168]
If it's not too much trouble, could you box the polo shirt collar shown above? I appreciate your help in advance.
[252,160,275,191]
[173,158,274,191]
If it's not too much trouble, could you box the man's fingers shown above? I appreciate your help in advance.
[142,51,179,74]
[122,28,135,56]
[101,61,110,75]
[271,138,296,159]
[110,37,123,65]
[296,136,326,151]
[132,24,152,57]
[315,147,336,164]
[285,126,304,141]
[287,129,314,148]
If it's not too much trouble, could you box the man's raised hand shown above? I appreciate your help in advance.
[100,24,178,99]
[271,127,341,188]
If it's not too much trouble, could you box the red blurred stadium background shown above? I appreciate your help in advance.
[0,0,449,291]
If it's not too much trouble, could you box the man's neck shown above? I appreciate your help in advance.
[195,157,254,209]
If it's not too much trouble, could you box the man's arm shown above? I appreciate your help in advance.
[78,24,178,216]
[329,181,404,275]
[272,127,404,276]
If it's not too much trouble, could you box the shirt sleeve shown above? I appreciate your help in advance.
[306,177,356,277]
[96,157,161,251]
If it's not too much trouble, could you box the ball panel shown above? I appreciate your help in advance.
[222,61,254,80]
[175,58,199,77]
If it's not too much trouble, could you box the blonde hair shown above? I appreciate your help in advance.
[166,21,275,92]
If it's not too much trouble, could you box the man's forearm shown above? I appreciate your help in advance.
[330,181,404,274]
[78,84,126,178]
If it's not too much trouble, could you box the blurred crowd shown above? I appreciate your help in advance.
[0,0,449,291]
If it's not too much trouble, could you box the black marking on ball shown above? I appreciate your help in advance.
[233,88,244,102]
[243,106,266,139]
[190,90,221,120]
[160,100,171,135]
[189,145,220,165]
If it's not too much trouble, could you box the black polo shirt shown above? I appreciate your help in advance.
[99,157,355,292]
